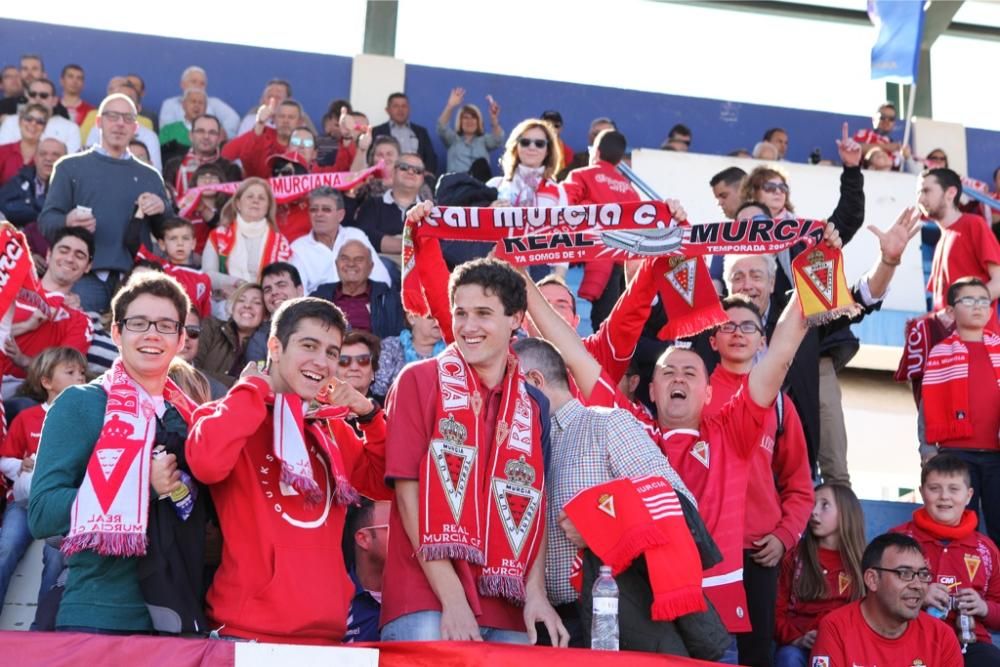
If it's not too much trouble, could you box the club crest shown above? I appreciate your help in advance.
[802,250,834,305]
[429,416,477,524]
[492,455,541,559]
[665,256,697,307]
[690,440,710,468]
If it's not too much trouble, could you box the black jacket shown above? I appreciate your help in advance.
[371,120,438,177]
[311,279,406,339]
[0,165,45,225]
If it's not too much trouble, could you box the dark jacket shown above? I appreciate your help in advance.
[311,279,406,339]
[370,120,438,177]
[193,316,244,388]
[0,164,45,225]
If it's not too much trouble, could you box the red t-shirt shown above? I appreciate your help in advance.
[810,600,962,667]
[928,213,1000,319]
[775,546,856,645]
[381,357,549,632]
[64,99,95,126]
[0,403,45,501]
[165,264,212,319]
[221,126,284,179]
[0,291,93,379]
[937,341,1000,450]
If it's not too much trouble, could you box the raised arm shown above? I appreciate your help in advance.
[863,206,922,300]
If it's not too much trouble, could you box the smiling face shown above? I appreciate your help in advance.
[516,126,549,169]
[268,317,343,400]
[261,271,303,315]
[308,195,345,239]
[920,470,973,527]
[231,287,265,333]
[810,485,840,541]
[236,183,271,222]
[451,284,521,375]
[335,241,374,288]
[755,177,788,216]
[865,546,929,623]
[112,294,185,385]
[727,256,775,316]
[459,110,479,136]
[710,306,765,365]
[650,348,711,429]
[336,341,375,394]
[46,234,91,289]
[19,108,47,142]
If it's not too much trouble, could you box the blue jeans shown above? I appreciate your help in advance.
[718,636,739,664]
[0,503,64,605]
[380,610,530,644]
[774,645,809,667]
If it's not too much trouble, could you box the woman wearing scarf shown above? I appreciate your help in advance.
[28,273,206,635]
[372,312,445,403]
[488,118,565,208]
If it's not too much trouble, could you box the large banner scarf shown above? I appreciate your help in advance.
[0,225,49,345]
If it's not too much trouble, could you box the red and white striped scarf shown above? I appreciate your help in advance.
[922,331,1000,443]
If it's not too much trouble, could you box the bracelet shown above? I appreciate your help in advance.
[880,255,902,267]
[356,401,381,424]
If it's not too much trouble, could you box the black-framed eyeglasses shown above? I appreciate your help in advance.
[119,317,183,335]
[717,321,763,335]
[761,182,789,194]
[184,325,201,339]
[27,90,51,99]
[396,163,424,175]
[954,296,991,308]
[101,110,137,124]
[518,138,548,149]
[869,566,933,583]
[879,114,896,122]
[338,353,372,368]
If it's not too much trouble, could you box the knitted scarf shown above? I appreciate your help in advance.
[173,149,219,199]
[922,331,1000,443]
[62,359,196,557]
[912,507,979,541]
[564,475,705,621]
[207,215,291,279]
[419,344,545,604]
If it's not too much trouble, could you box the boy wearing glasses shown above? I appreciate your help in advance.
[889,454,1000,665]
[811,532,963,666]
[921,277,1000,546]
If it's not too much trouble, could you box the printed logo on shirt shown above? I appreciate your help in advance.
[597,493,616,518]
[689,440,710,468]
[838,572,851,595]
[735,605,744,619]
[965,553,982,582]
[810,658,829,667]
[938,574,957,587]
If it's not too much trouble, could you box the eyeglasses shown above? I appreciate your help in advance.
[22,116,46,126]
[27,90,51,100]
[119,316,183,335]
[290,136,315,148]
[879,115,897,122]
[717,321,763,335]
[309,205,338,214]
[954,296,991,308]
[101,110,137,124]
[761,182,789,194]
[926,154,947,162]
[518,138,548,149]
[338,353,372,368]
[184,325,201,339]
[396,163,424,175]
[869,566,933,583]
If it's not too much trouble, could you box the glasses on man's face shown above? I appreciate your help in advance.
[184,325,201,339]
[879,114,896,123]
[927,155,946,163]
[954,296,991,308]
[119,316,183,335]
[761,182,789,195]
[518,138,548,149]
[339,353,372,368]
[309,205,337,214]
[717,321,763,335]
[27,90,51,100]
[396,163,424,175]
[290,136,315,148]
[22,116,46,127]
[870,566,933,583]
[101,110,137,124]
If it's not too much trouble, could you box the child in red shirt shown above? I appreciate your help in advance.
[774,483,865,667]
[152,217,212,319]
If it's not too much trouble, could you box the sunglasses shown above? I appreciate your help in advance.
[27,90,51,99]
[22,116,46,126]
[879,115,896,122]
[184,325,201,339]
[760,182,789,194]
[290,136,315,148]
[518,138,548,149]
[396,163,425,175]
[338,353,372,368]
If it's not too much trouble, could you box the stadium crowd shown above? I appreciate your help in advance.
[1,53,1000,667]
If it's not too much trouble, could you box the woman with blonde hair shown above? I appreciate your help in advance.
[488,118,566,207]
[437,87,505,175]
[194,282,266,388]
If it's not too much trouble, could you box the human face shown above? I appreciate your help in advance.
[336,242,374,286]
[756,178,788,216]
[231,288,264,333]
[459,111,478,136]
[261,271,302,314]
[19,57,42,85]
[157,226,195,265]
[190,117,221,154]
[308,196,345,238]
[769,131,788,158]
[373,144,399,183]
[35,139,66,181]
[61,67,84,96]
[336,341,375,394]
[1,67,21,97]
[408,313,442,343]
[27,81,57,112]
[359,500,391,566]
[588,121,614,144]
[182,90,207,122]
[920,471,974,527]
[876,107,896,134]
[19,111,47,142]
[386,96,410,124]
[289,129,316,163]
[179,310,200,362]
[710,306,764,365]
[261,83,288,105]
[130,143,151,165]
[451,284,522,375]
[96,98,138,153]
[112,294,185,383]
[948,285,992,332]
[237,183,270,222]
[866,546,929,622]
[649,348,711,428]
[274,104,301,140]
[712,181,743,219]
[45,235,91,287]
[125,75,145,98]
[918,175,952,220]
[924,151,948,170]
[668,134,691,152]
[516,126,549,169]
[393,157,425,191]
[267,318,342,400]
[538,283,579,329]
[42,361,86,401]
[868,149,893,171]
[809,486,840,542]
[181,69,207,91]
[727,256,775,315]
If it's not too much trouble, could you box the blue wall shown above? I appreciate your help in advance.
[2,17,997,182]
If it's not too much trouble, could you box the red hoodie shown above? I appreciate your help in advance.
[186,377,392,644]
[221,126,284,179]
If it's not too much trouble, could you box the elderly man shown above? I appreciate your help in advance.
[0,137,66,249]
[312,240,405,338]
[222,98,303,179]
[163,114,242,198]
[158,88,207,154]
[83,80,162,170]
[158,66,240,139]
[0,78,81,154]
[354,153,427,256]
[291,187,389,294]
[370,92,437,176]
[41,93,168,312]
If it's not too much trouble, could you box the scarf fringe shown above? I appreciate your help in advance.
[61,531,148,558]
[650,585,708,621]
[280,464,324,505]
[603,525,679,574]
[658,306,729,341]
[333,475,360,507]
[804,304,862,328]
[418,543,486,564]
[478,574,527,605]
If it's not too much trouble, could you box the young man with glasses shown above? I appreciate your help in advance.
[354,152,428,256]
[0,78,81,153]
[811,532,963,666]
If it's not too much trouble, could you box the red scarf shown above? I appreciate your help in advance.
[419,345,545,604]
[653,255,728,340]
[564,475,705,621]
[173,150,220,199]
[791,242,861,325]
[912,507,979,541]
[922,331,1000,443]
[207,218,291,278]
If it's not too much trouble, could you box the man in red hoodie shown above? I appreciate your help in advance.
[186,297,391,644]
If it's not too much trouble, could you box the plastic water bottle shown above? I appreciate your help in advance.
[591,565,619,651]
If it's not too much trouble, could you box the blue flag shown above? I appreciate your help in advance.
[868,0,925,83]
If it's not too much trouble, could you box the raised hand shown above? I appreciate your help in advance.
[255,97,277,127]
[447,87,465,108]
[836,121,862,168]
[867,206,921,263]
[487,95,500,119]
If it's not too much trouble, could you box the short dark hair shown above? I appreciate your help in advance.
[129,139,150,155]
[308,186,345,209]
[449,258,527,316]
[536,273,576,315]
[387,92,407,106]
[270,297,347,349]
[261,261,302,288]
[668,123,691,138]
[946,276,989,306]
[861,533,924,576]
[343,497,376,570]
[879,102,897,114]
[512,337,570,390]
[133,259,165,273]
[763,127,787,141]
[125,72,146,94]
[155,216,194,240]
[278,99,303,115]
[51,227,95,260]
[595,130,627,165]
[192,114,221,132]
[925,168,962,208]
[60,63,84,78]
[292,125,316,142]
[112,272,190,326]
[719,294,764,328]
[29,78,56,96]
[266,78,292,97]
[193,162,226,183]
[710,166,747,188]
[921,452,972,486]
[342,329,381,372]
